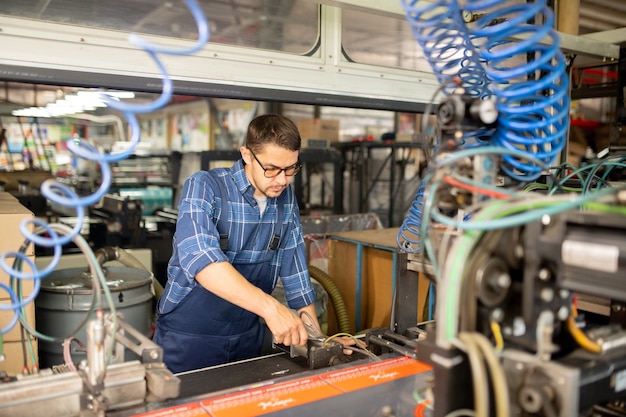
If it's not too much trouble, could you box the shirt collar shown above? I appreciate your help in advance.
[230,159,256,200]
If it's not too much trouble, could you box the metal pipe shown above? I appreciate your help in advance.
[557,0,580,35]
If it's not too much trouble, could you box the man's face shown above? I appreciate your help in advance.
[241,143,300,198]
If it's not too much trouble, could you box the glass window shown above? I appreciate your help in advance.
[1,0,319,54]
[342,8,430,72]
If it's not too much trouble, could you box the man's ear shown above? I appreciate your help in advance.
[240,146,251,165]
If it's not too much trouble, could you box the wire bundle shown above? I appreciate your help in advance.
[398,0,571,252]
[0,0,209,370]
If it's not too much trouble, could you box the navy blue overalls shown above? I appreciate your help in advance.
[155,185,284,374]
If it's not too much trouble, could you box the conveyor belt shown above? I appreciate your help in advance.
[176,352,310,398]
[110,352,311,417]
[112,354,433,417]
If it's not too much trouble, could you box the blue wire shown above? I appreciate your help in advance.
[0,0,210,335]
[398,0,570,253]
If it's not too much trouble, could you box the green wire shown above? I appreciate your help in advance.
[443,189,626,342]
[585,201,626,216]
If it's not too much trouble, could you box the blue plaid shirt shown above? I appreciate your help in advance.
[158,159,316,314]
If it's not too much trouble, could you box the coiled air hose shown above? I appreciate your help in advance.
[309,265,352,335]
[398,0,570,253]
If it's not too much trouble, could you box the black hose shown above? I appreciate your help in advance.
[308,265,352,334]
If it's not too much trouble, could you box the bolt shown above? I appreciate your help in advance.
[557,306,569,321]
[491,308,504,322]
[538,268,550,281]
[503,326,512,336]
[541,214,551,225]
[496,273,511,289]
[381,405,396,416]
[514,244,524,259]
[540,287,554,302]
[559,289,570,299]
[150,351,160,360]
[512,317,526,336]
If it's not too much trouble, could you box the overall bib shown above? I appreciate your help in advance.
[155,191,284,374]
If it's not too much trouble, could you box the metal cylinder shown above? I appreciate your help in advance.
[35,266,154,369]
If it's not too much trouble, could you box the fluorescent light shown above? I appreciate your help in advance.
[76,90,135,99]
[11,89,134,118]
[12,107,51,117]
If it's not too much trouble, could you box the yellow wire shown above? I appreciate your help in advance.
[490,321,504,351]
[324,332,379,361]
[567,305,601,353]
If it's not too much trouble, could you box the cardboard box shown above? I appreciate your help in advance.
[297,119,340,148]
[0,300,35,343]
[0,338,38,375]
[0,195,36,354]
[0,254,35,300]
[0,195,34,256]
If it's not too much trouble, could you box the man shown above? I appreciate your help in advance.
[154,113,320,373]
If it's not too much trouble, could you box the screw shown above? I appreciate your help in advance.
[538,268,550,281]
[496,273,511,289]
[491,308,504,322]
[540,288,554,302]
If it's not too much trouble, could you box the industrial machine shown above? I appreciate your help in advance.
[2,1,626,417]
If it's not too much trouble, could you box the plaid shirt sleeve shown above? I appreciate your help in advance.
[159,171,228,313]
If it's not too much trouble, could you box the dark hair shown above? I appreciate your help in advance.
[245,114,301,153]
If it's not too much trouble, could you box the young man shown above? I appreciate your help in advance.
[154,113,320,373]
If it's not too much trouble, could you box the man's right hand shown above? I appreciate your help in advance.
[263,299,308,347]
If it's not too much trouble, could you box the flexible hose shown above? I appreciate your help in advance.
[309,265,352,334]
[94,246,164,302]
[401,0,491,99]
[468,0,569,182]
[398,0,570,252]
[0,0,209,336]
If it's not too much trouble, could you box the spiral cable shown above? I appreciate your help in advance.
[401,0,491,99]
[469,0,570,181]
[398,0,493,252]
[398,0,570,252]
[0,0,210,335]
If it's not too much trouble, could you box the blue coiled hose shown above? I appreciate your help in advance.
[402,0,491,99]
[0,0,209,335]
[469,0,569,182]
[398,0,570,252]
[398,0,491,252]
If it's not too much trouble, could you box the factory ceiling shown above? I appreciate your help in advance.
[0,0,625,112]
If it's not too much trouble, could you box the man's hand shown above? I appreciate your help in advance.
[263,300,308,347]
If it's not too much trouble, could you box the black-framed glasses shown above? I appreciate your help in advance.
[249,148,302,178]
